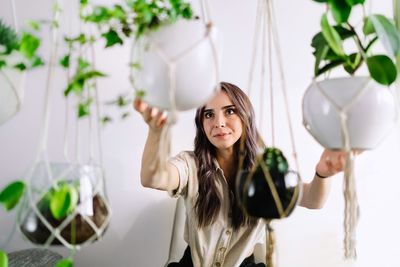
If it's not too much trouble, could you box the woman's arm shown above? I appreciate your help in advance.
[134,99,179,192]
[299,149,349,209]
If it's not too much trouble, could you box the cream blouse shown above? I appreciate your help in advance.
[168,151,266,267]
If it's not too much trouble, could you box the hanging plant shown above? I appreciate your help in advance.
[236,147,301,220]
[303,0,400,260]
[310,0,399,85]
[0,19,43,126]
[0,19,43,71]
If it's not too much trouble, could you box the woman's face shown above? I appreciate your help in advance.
[202,91,243,152]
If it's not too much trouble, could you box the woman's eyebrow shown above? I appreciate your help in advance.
[204,105,235,113]
[222,105,235,110]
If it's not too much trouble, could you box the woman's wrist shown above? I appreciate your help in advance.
[315,171,329,179]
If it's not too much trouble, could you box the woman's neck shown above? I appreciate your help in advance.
[216,149,236,181]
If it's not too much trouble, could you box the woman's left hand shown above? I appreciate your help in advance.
[315,149,356,178]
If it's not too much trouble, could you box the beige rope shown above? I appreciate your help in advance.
[266,222,275,267]
[313,78,371,259]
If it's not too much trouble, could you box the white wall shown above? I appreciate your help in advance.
[1,0,400,266]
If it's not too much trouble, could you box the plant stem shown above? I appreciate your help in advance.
[346,22,368,60]
[394,0,400,72]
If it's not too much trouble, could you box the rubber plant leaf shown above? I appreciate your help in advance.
[0,181,25,211]
[50,184,79,220]
[321,13,345,57]
[55,258,73,267]
[0,250,8,267]
[367,55,397,86]
[369,14,400,57]
[328,0,352,24]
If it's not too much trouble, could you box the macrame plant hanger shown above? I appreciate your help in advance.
[0,0,21,249]
[239,0,302,266]
[0,0,24,126]
[309,79,364,260]
[129,0,220,187]
[16,0,111,252]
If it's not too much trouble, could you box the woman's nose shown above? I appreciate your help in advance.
[214,114,226,128]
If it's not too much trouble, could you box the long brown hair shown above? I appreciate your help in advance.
[194,82,260,230]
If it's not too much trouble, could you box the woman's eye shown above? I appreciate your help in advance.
[204,112,213,119]
[226,108,235,115]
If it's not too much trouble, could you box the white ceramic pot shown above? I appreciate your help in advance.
[302,77,398,150]
[0,67,25,125]
[132,19,219,111]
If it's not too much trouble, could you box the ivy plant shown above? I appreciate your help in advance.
[0,19,43,71]
[311,0,400,85]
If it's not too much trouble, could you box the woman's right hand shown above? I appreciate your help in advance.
[133,98,168,131]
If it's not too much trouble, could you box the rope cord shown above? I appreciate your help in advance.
[10,0,18,33]
[312,78,371,260]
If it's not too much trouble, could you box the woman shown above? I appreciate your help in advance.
[134,82,346,267]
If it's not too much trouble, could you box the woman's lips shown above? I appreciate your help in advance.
[214,132,230,138]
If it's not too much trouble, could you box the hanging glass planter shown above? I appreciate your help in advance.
[14,0,111,251]
[236,147,301,220]
[17,162,110,248]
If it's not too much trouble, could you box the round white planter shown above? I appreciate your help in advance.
[302,77,398,150]
[132,19,219,111]
[0,67,25,125]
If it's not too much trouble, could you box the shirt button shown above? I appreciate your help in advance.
[215,262,221,267]
[225,230,231,235]
[219,247,226,253]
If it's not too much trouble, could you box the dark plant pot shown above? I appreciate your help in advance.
[19,194,109,245]
[236,148,301,219]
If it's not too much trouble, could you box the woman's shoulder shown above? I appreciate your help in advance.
[173,150,195,160]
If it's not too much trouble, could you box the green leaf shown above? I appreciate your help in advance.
[78,100,91,118]
[0,181,26,211]
[60,55,70,68]
[367,55,397,85]
[369,14,400,57]
[0,250,8,267]
[121,112,130,120]
[55,258,73,267]
[19,32,40,59]
[102,116,112,125]
[320,13,345,56]
[0,20,19,52]
[27,20,41,31]
[328,0,352,24]
[363,17,375,35]
[13,63,27,71]
[78,57,90,71]
[343,53,362,74]
[135,90,146,98]
[344,0,364,6]
[50,184,78,220]
[102,29,123,48]
[30,56,44,68]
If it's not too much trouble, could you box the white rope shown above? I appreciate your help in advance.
[313,78,370,260]
[9,0,18,33]
[247,0,263,98]
[266,0,301,174]
[266,0,275,147]
[259,0,267,140]
[35,1,62,161]
[199,0,212,24]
